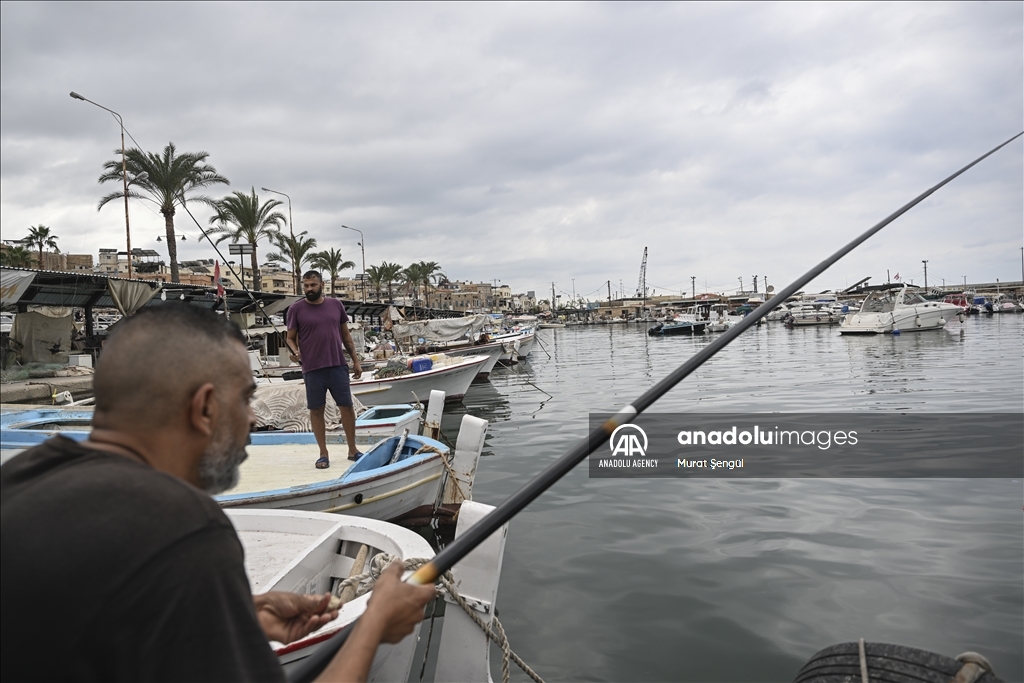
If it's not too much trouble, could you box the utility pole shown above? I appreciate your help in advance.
[738,276,743,293]
[752,275,758,294]
[691,276,696,299]
[764,276,769,296]
[922,260,928,289]
[607,280,612,303]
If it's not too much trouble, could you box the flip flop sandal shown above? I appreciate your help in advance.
[315,457,330,469]
[347,453,360,462]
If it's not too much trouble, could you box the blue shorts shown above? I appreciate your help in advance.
[303,365,353,410]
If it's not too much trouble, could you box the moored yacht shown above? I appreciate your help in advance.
[839,284,963,334]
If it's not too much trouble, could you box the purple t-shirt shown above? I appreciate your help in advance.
[286,297,349,372]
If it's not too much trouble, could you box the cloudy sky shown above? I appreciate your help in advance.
[1,1,1021,299]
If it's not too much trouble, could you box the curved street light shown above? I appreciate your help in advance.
[261,187,297,291]
[70,91,136,279]
[341,225,366,303]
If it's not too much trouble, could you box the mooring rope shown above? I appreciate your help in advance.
[414,444,468,516]
[328,554,544,683]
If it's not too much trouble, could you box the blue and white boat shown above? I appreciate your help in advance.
[1,391,487,526]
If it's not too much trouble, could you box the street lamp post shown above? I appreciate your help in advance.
[341,225,366,303]
[70,91,135,279]
[261,187,296,292]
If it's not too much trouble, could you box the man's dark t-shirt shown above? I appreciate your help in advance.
[286,297,349,373]
[0,437,285,682]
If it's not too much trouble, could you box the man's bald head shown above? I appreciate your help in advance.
[94,304,249,430]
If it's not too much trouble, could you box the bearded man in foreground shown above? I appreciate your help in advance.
[0,304,433,682]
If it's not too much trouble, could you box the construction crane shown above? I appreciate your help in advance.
[635,247,647,299]
[635,247,648,317]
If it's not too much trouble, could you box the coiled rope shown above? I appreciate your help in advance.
[329,554,544,683]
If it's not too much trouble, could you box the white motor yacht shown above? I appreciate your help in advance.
[839,284,963,334]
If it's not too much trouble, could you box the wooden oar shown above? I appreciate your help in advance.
[288,132,1022,683]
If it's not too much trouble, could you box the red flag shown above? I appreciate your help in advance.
[893,273,900,281]
[214,260,225,297]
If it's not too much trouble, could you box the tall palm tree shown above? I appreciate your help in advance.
[98,142,228,283]
[20,225,59,268]
[267,231,318,290]
[1,244,35,268]
[207,188,286,292]
[380,262,404,302]
[365,264,386,302]
[309,248,356,297]
[401,262,426,309]
[414,260,444,309]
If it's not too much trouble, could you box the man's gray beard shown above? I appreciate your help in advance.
[198,430,248,495]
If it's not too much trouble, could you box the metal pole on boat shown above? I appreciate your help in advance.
[288,131,1024,683]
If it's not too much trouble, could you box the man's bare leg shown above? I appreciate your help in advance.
[340,406,359,459]
[310,406,329,465]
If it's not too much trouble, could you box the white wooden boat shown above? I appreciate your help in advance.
[229,500,508,682]
[351,354,489,404]
[217,414,487,527]
[423,342,505,379]
[840,284,963,334]
[491,329,535,363]
[256,354,490,406]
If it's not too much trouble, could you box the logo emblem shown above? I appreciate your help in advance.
[609,424,648,457]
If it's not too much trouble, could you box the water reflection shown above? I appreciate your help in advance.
[439,316,1023,681]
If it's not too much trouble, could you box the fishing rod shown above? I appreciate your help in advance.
[289,132,1022,683]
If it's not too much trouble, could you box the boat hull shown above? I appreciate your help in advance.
[496,331,535,363]
[648,322,707,336]
[430,343,504,379]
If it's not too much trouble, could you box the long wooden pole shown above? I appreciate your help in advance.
[289,132,1022,683]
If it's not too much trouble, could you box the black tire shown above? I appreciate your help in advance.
[793,642,1003,683]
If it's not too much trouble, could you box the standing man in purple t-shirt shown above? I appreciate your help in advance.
[285,270,363,468]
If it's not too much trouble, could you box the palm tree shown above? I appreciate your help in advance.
[267,231,318,289]
[207,188,286,292]
[401,262,427,309]
[1,244,35,268]
[98,142,228,283]
[309,248,356,297]
[365,264,386,302]
[413,260,445,309]
[20,225,59,268]
[376,262,403,301]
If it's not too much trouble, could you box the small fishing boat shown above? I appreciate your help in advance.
[422,343,505,379]
[647,320,707,336]
[490,327,536,363]
[229,499,509,682]
[839,283,963,334]
[217,413,487,526]
[351,354,489,404]
[783,304,844,326]
[258,354,490,406]
[992,294,1021,313]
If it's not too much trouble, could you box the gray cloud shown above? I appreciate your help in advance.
[1,1,1020,298]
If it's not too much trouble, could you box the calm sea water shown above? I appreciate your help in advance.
[438,314,1024,683]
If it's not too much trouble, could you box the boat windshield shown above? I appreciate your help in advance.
[907,293,928,304]
[859,291,896,313]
